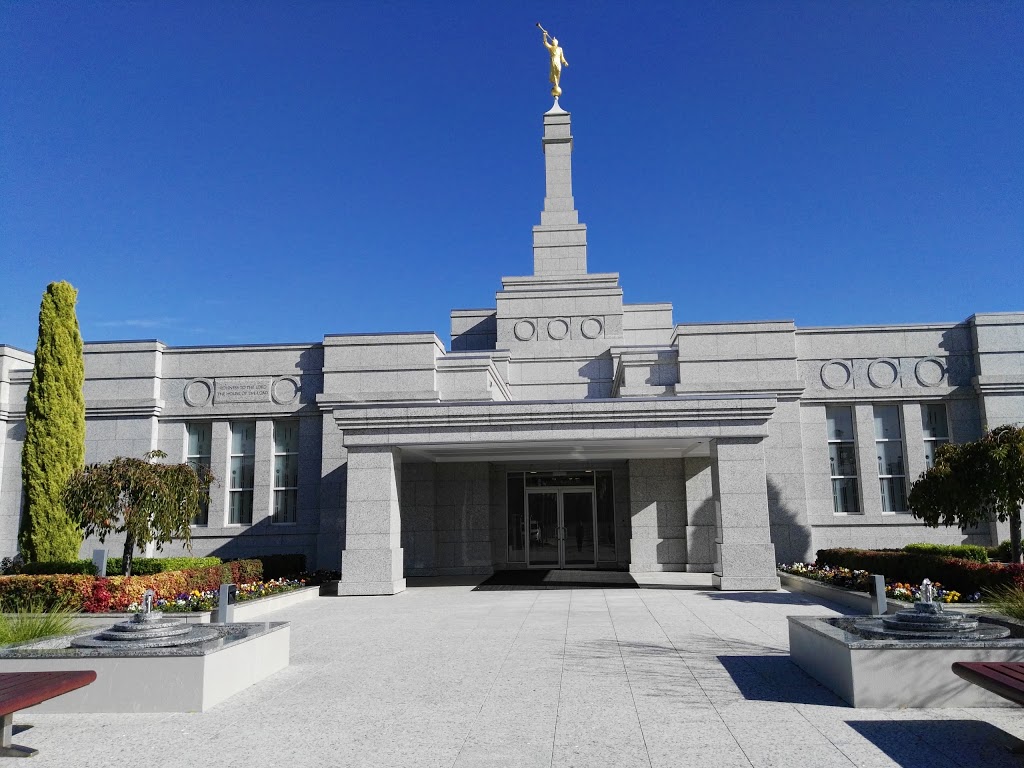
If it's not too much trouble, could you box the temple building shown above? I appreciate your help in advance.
[1,103,1022,593]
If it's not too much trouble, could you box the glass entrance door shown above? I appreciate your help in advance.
[562,491,596,567]
[526,489,596,568]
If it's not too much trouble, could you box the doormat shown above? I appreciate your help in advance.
[473,569,638,591]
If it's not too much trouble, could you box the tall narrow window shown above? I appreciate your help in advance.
[186,423,212,526]
[229,421,256,525]
[922,403,950,469]
[273,421,299,524]
[874,405,907,512]
[826,406,860,514]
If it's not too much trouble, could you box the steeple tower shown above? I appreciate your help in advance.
[533,104,588,276]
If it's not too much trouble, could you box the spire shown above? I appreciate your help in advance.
[532,105,588,276]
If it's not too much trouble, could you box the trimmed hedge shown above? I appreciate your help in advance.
[5,556,224,577]
[18,560,96,576]
[816,548,1024,596]
[902,543,989,563]
[106,557,222,576]
[0,559,262,613]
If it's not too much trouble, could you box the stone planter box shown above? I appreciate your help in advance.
[0,622,290,713]
[789,614,1024,708]
[779,571,911,614]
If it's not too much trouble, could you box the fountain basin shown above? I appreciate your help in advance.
[789,615,1024,708]
[0,622,289,713]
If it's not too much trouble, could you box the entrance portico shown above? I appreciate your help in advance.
[329,396,782,594]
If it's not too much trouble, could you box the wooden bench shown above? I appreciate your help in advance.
[0,671,97,757]
[952,662,1024,707]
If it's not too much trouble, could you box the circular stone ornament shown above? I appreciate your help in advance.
[580,317,603,339]
[915,357,945,388]
[820,360,852,390]
[272,376,301,405]
[514,319,537,341]
[547,318,570,340]
[867,359,900,389]
[183,378,213,407]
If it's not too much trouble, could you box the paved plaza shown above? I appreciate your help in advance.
[18,582,1024,767]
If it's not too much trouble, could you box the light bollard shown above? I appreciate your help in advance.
[214,583,238,624]
[92,549,107,577]
[869,574,887,615]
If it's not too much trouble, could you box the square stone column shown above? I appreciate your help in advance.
[339,446,406,595]
[711,438,780,590]
[854,403,883,517]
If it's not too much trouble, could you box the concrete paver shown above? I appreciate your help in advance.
[13,582,1024,767]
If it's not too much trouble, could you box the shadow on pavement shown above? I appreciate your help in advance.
[846,719,1024,768]
[704,591,820,605]
[717,654,848,706]
[473,569,639,591]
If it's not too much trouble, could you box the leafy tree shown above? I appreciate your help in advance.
[908,425,1024,563]
[19,281,86,562]
[63,450,214,576]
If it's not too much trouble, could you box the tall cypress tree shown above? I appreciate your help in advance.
[20,281,87,562]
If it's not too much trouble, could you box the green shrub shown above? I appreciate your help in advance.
[816,548,1024,596]
[16,560,96,576]
[4,556,224,577]
[903,543,989,563]
[988,541,1015,563]
[0,597,81,645]
[106,556,221,576]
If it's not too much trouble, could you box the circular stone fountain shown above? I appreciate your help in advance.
[71,591,220,649]
[854,579,1010,641]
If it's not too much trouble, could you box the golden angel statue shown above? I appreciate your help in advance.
[537,23,568,98]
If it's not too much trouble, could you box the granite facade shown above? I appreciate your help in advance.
[0,107,1022,593]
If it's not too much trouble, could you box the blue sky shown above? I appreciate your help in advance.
[2,1,1021,352]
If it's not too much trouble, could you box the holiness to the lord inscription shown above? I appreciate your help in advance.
[215,378,272,404]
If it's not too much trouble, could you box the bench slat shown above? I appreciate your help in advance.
[952,662,1024,707]
[0,671,97,715]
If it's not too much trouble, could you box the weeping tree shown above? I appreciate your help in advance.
[20,281,86,562]
[63,450,214,576]
[908,425,1024,563]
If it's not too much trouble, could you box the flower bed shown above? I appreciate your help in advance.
[134,578,306,613]
[815,548,1024,596]
[778,562,976,603]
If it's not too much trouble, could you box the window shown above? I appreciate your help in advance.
[229,421,256,525]
[827,406,860,514]
[273,421,299,524]
[874,405,907,512]
[186,423,212,526]
[922,403,950,469]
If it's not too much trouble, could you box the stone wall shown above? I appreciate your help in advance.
[627,458,687,572]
